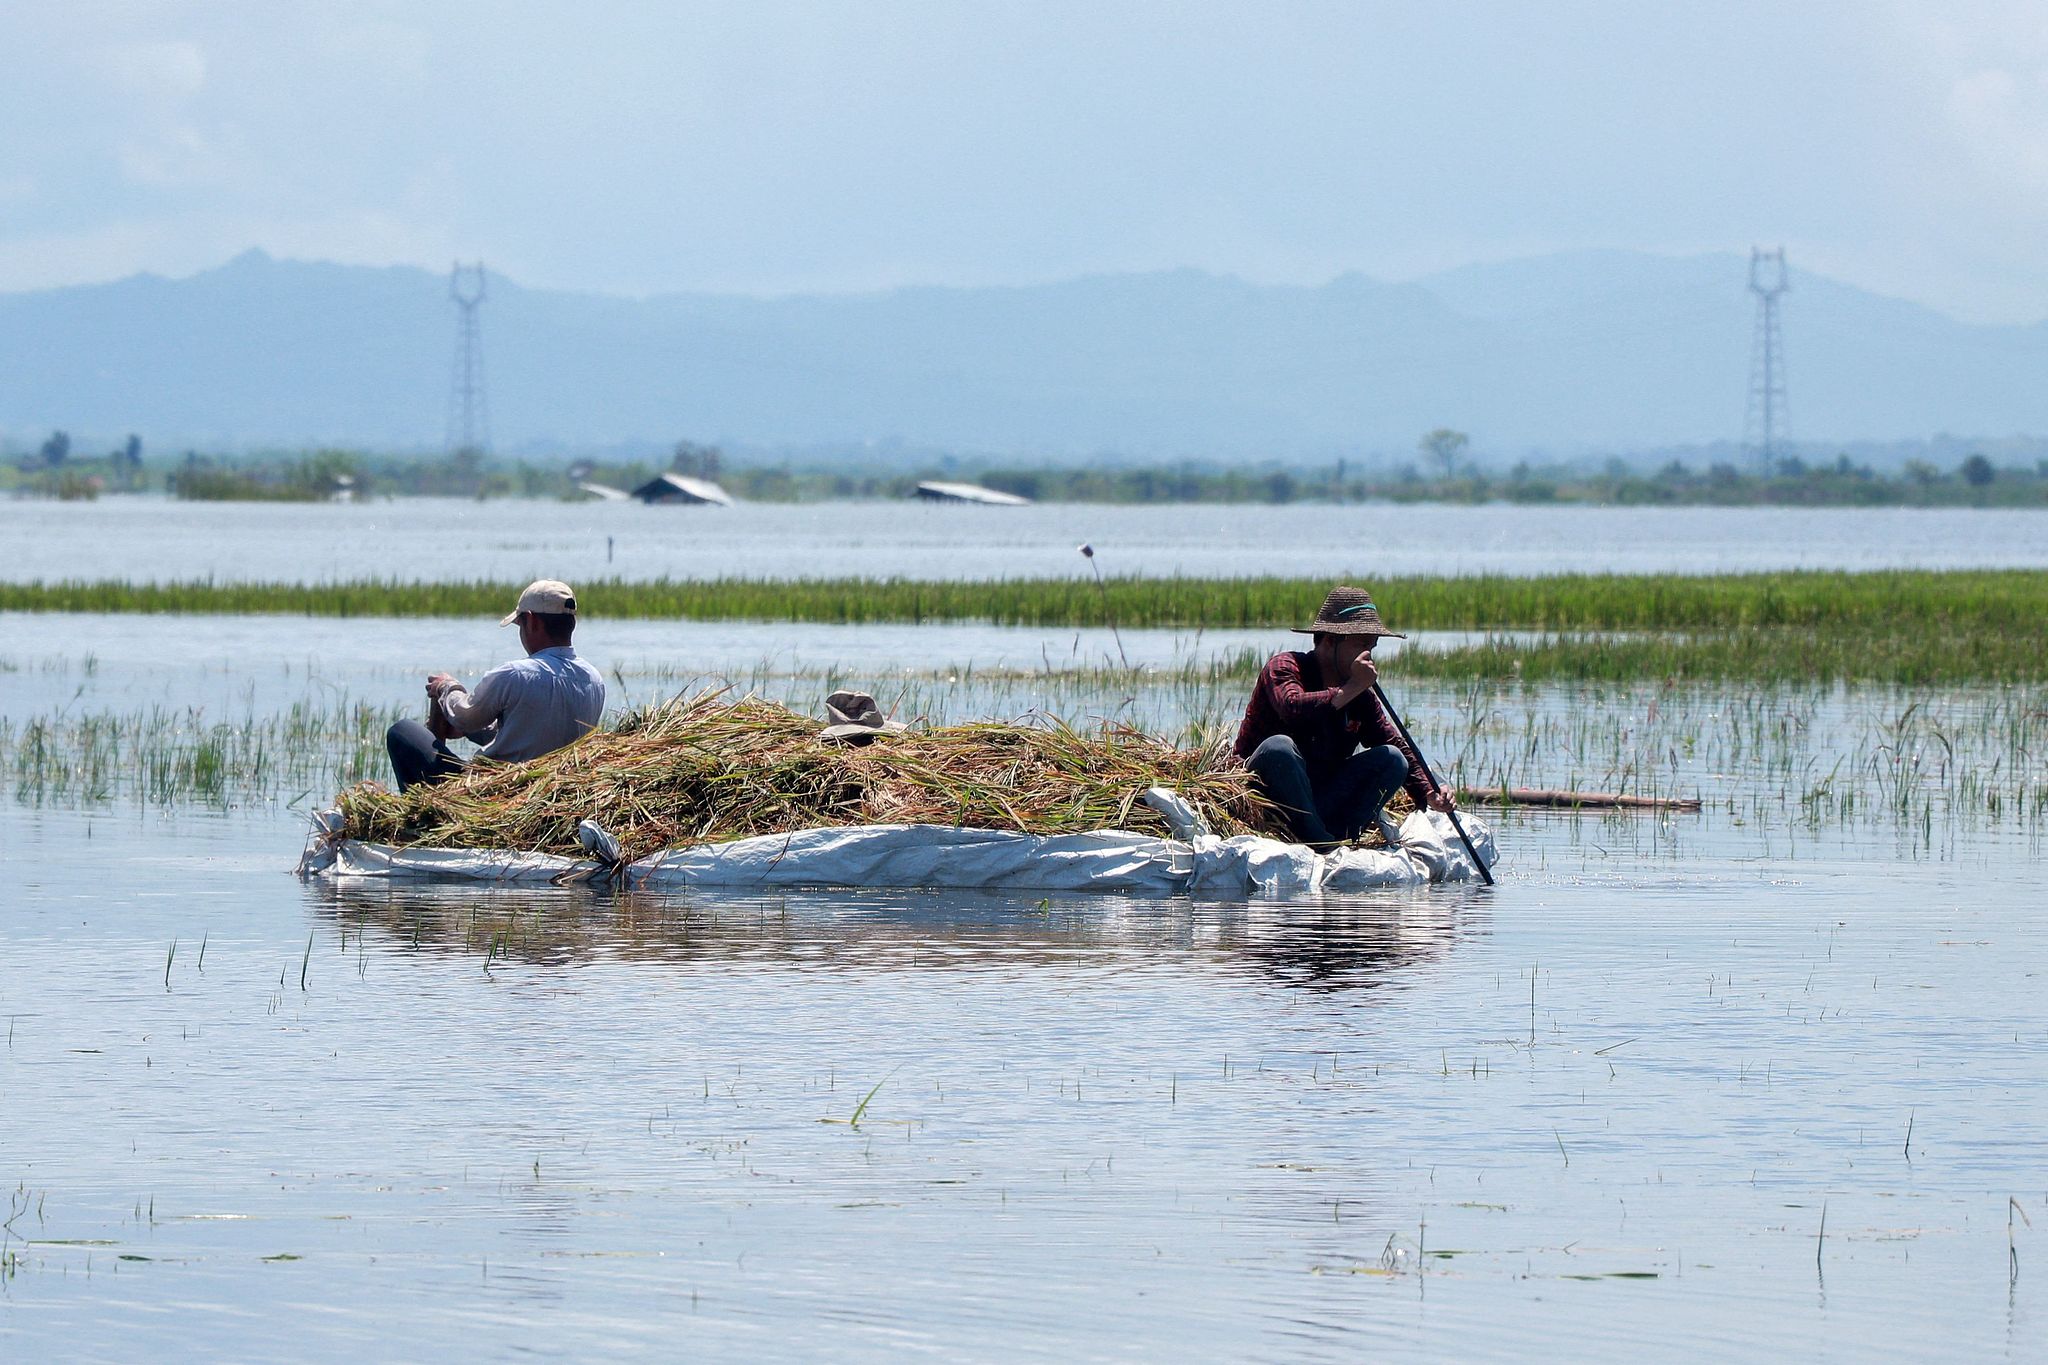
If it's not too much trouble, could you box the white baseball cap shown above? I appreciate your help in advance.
[501,579,578,625]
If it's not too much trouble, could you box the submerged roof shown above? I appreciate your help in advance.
[913,480,1030,506]
[631,472,735,505]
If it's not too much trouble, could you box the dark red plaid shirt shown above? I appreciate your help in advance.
[1232,650,1437,807]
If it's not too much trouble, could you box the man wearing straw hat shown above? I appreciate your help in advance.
[384,579,606,791]
[1232,585,1455,848]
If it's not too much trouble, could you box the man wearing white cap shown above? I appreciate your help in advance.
[384,579,607,791]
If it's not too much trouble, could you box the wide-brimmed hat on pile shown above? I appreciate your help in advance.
[1289,585,1406,638]
[818,690,909,744]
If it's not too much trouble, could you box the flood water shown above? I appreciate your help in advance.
[3,507,2044,1359]
[4,790,2041,1359]
[9,496,2048,582]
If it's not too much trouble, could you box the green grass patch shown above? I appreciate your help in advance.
[1393,626,2041,686]
[2,569,2042,683]
[1,567,2040,628]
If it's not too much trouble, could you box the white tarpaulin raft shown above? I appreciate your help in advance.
[299,787,1496,898]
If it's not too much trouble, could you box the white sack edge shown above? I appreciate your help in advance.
[298,794,1496,898]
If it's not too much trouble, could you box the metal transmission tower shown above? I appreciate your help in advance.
[445,262,491,460]
[1743,246,1790,471]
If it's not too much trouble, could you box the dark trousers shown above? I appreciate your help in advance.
[1246,735,1409,846]
[386,719,466,792]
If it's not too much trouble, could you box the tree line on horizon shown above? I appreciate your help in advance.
[3,428,2043,508]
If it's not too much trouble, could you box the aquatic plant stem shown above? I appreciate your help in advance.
[1077,545,1130,669]
[850,1067,900,1130]
[2013,1196,2031,1285]
[1373,682,1493,886]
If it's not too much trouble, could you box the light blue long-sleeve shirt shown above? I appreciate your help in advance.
[439,646,606,762]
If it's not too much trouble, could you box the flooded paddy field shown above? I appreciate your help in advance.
[10,497,2048,583]
[2,616,2044,1358]
[6,611,2043,844]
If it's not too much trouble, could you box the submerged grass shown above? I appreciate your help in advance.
[5,668,2041,850]
[0,699,387,807]
[335,691,1287,860]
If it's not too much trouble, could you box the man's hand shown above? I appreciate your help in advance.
[1427,787,1458,814]
[425,672,462,739]
[1332,656,1378,709]
[425,701,460,741]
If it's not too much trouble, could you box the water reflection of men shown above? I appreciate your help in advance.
[384,579,606,791]
[1232,585,1455,848]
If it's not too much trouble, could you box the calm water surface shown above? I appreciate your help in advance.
[4,612,1539,735]
[8,498,2048,582]
[2,801,2039,1360]
[0,613,1272,712]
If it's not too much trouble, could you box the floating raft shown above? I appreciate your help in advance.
[299,792,1497,898]
[300,695,1496,896]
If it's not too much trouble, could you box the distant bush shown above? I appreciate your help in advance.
[169,468,322,501]
[170,450,364,502]
[1,469,104,500]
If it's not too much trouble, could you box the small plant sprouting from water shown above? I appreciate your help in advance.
[848,1075,889,1131]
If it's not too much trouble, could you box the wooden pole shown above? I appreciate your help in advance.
[1455,787,1701,812]
[1373,683,1494,886]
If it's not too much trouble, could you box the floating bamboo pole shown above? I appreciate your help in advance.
[1456,786,1701,812]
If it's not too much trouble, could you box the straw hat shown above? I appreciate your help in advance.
[818,690,909,744]
[1289,585,1406,638]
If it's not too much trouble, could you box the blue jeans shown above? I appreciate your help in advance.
[386,719,467,792]
[1246,735,1409,846]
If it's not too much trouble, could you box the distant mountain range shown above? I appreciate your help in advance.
[3,247,2045,460]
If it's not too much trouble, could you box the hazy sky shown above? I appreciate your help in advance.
[5,2,2048,321]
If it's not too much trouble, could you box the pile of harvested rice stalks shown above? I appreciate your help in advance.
[337,691,1295,861]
